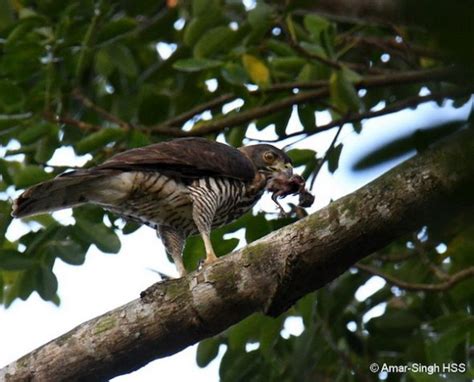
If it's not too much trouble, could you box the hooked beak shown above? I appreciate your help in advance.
[269,162,293,177]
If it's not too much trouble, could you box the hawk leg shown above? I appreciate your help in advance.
[157,226,187,277]
[191,194,218,265]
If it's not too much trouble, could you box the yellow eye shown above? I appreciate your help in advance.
[263,151,277,163]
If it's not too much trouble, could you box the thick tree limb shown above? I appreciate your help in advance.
[2,130,473,381]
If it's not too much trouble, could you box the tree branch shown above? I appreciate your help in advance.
[2,129,473,382]
[148,67,461,137]
[285,86,472,140]
[72,89,132,129]
[355,264,474,292]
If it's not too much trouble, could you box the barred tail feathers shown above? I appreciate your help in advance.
[11,171,106,218]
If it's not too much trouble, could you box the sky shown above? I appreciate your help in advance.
[0,98,471,381]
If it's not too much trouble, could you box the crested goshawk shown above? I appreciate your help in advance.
[12,138,293,276]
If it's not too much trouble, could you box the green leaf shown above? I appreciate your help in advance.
[287,149,316,167]
[104,44,138,77]
[173,58,222,72]
[270,57,306,73]
[220,63,248,86]
[138,91,170,125]
[247,3,274,43]
[266,39,295,57]
[96,18,138,44]
[183,9,222,47]
[94,48,114,77]
[192,0,220,17]
[329,68,361,115]
[297,105,316,130]
[75,220,121,254]
[303,14,331,43]
[0,80,24,112]
[196,337,220,367]
[0,0,14,30]
[75,127,125,155]
[225,125,247,147]
[13,165,51,188]
[193,26,235,58]
[425,313,474,364]
[17,123,55,145]
[327,143,343,173]
[126,130,152,148]
[122,221,141,235]
[0,249,36,270]
[35,134,59,163]
[228,314,263,350]
[44,240,86,265]
[36,266,58,301]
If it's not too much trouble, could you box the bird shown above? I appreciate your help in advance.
[12,137,293,276]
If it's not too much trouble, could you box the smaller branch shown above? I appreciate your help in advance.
[75,2,103,81]
[309,124,343,188]
[149,67,460,138]
[72,90,132,129]
[411,236,451,280]
[163,93,235,127]
[149,88,330,137]
[43,111,101,132]
[150,81,329,132]
[317,313,372,382]
[0,112,32,121]
[286,86,473,139]
[340,36,447,60]
[378,252,412,262]
[96,6,169,49]
[356,264,474,291]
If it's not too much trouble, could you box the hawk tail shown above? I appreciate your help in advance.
[11,171,105,218]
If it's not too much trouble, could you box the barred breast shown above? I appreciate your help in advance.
[98,172,194,232]
[97,172,264,236]
[188,177,264,229]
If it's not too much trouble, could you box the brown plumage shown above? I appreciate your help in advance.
[12,138,294,276]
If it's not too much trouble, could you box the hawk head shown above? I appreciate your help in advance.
[239,144,293,177]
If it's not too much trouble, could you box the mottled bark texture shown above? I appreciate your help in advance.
[2,131,473,381]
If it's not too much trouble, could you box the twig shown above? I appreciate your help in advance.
[285,86,473,139]
[0,112,32,121]
[72,89,132,129]
[317,312,372,382]
[150,88,330,136]
[356,264,474,291]
[378,252,412,262]
[163,93,235,127]
[150,81,329,131]
[340,36,447,60]
[309,124,343,188]
[43,111,101,132]
[411,236,451,280]
[75,2,103,81]
[149,67,461,137]
[96,6,169,49]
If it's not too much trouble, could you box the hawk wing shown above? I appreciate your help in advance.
[96,137,256,181]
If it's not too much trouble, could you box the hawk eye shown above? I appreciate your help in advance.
[263,151,277,163]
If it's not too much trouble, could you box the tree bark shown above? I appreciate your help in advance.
[1,130,473,381]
